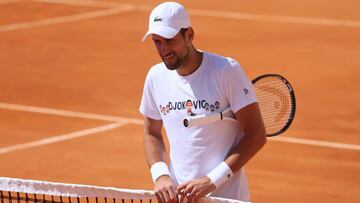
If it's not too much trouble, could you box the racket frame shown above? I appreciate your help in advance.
[252,74,296,136]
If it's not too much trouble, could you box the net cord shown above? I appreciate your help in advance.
[0,177,248,203]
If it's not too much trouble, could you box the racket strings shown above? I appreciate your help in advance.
[254,76,294,135]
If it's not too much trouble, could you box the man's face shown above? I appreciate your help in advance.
[152,30,190,70]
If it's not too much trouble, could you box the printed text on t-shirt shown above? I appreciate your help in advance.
[159,99,220,116]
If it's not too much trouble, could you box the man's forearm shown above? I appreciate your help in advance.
[225,130,266,173]
[143,132,167,167]
[224,102,267,174]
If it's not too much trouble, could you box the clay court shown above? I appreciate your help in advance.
[0,0,359,202]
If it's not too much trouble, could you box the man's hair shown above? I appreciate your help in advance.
[180,28,189,37]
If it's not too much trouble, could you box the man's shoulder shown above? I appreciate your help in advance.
[146,62,168,78]
[204,51,242,71]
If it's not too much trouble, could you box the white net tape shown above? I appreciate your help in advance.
[0,177,250,203]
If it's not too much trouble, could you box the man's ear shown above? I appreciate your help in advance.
[186,27,194,42]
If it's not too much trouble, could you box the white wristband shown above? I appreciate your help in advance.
[150,162,170,183]
[206,162,233,188]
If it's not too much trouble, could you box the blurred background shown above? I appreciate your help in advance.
[0,0,359,202]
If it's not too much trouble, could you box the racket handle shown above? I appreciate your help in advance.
[183,113,223,128]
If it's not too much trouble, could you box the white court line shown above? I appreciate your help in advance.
[32,0,133,9]
[1,0,359,33]
[35,0,360,28]
[187,9,360,28]
[0,102,359,151]
[0,6,134,32]
[0,102,143,124]
[269,136,360,151]
[0,122,126,154]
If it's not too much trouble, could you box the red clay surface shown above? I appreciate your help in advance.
[0,1,99,25]
[0,0,359,202]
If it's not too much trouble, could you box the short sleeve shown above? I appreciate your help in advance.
[222,59,257,113]
[139,70,162,120]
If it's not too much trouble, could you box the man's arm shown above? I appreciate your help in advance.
[177,102,267,202]
[143,116,177,203]
[143,116,166,166]
[225,102,267,173]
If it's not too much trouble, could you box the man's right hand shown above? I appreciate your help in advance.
[154,175,177,203]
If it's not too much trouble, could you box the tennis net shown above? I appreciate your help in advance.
[0,177,249,203]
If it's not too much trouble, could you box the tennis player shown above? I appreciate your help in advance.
[139,2,267,203]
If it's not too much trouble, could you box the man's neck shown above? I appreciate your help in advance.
[177,48,203,76]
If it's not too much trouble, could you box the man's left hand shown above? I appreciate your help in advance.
[177,177,216,203]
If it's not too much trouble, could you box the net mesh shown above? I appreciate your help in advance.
[253,75,295,136]
[0,177,249,203]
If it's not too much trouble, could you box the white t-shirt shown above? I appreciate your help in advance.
[139,51,257,201]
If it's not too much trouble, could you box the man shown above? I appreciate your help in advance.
[139,2,266,203]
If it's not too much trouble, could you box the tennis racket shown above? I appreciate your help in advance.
[183,74,296,137]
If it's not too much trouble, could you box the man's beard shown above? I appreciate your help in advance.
[162,54,183,70]
[162,50,188,70]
